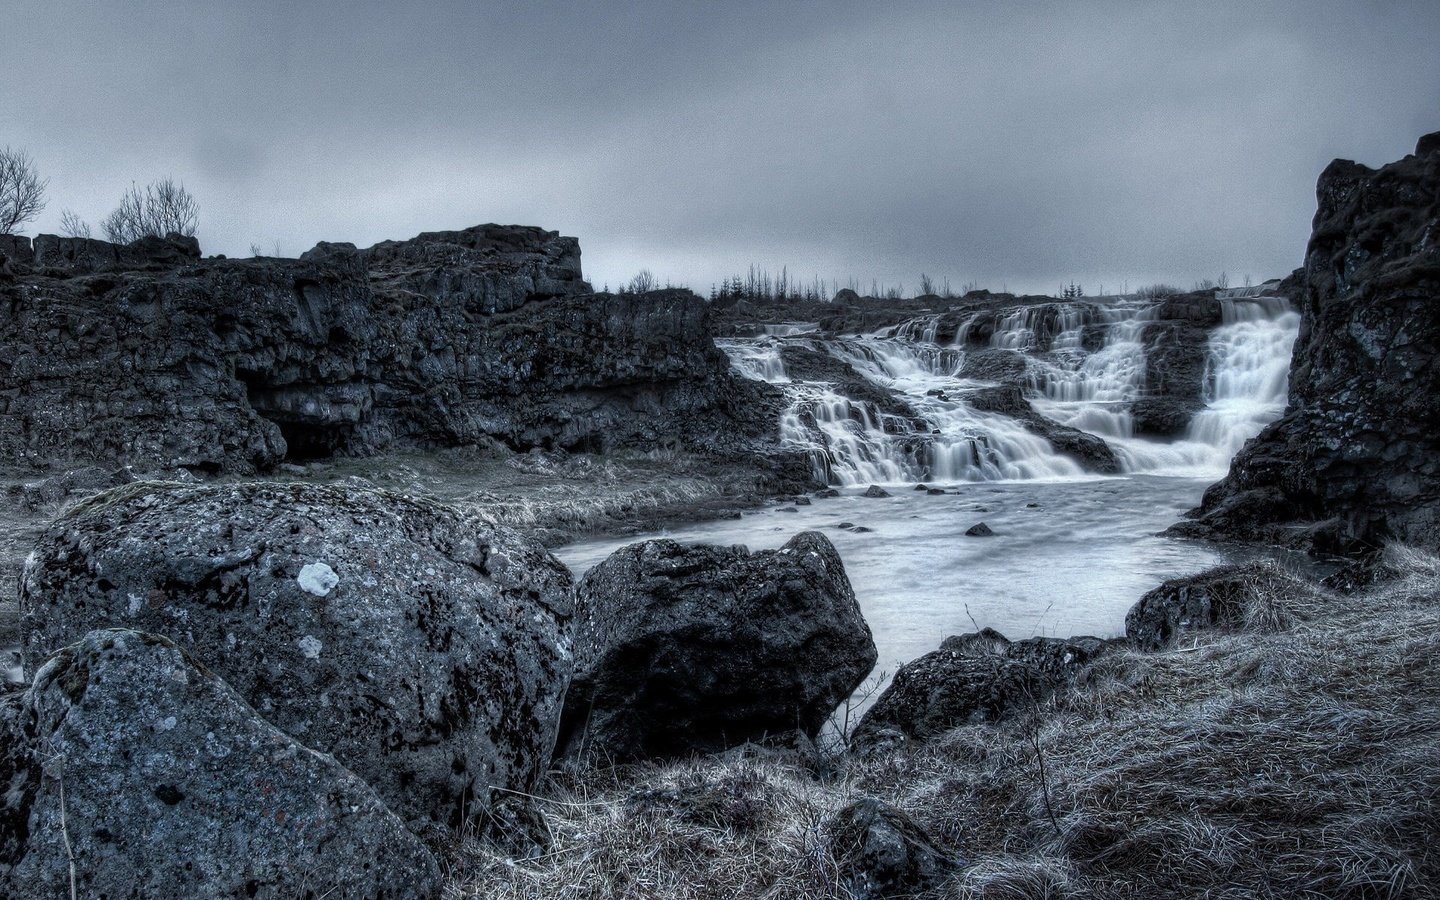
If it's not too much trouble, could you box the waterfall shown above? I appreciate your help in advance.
[1184,300,1301,459]
[1031,302,1155,440]
[720,295,1299,486]
[719,338,789,383]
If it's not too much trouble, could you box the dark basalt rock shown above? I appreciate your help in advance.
[1175,134,1440,552]
[1134,317,1215,438]
[964,522,993,536]
[864,485,893,498]
[19,481,573,838]
[558,532,876,762]
[853,630,1108,748]
[825,798,961,900]
[0,225,781,474]
[1,629,440,900]
[1125,562,1318,651]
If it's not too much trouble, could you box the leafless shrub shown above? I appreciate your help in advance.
[625,269,657,294]
[58,209,92,239]
[0,145,48,235]
[1135,283,1181,300]
[100,178,198,243]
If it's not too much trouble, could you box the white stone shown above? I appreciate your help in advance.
[298,635,323,660]
[297,562,339,597]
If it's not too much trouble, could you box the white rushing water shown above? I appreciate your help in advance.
[1185,299,1302,460]
[556,478,1231,684]
[558,295,1303,689]
[741,296,1299,486]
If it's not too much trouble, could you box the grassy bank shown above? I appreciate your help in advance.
[447,547,1440,899]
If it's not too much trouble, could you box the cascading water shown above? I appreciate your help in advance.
[726,332,1088,485]
[721,294,1300,485]
[1031,302,1153,440]
[718,338,790,383]
[1184,298,1301,460]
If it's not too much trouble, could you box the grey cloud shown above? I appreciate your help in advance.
[3,0,1436,295]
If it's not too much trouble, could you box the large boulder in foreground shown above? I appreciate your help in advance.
[558,532,876,761]
[1,629,439,899]
[852,629,1108,751]
[1173,133,1440,552]
[19,481,574,838]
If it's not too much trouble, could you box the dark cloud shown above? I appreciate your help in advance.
[4,0,1437,295]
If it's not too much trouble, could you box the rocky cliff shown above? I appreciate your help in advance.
[1173,133,1440,552]
[0,225,781,474]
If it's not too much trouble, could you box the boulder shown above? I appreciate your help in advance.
[853,630,1108,748]
[965,522,993,537]
[825,798,960,900]
[1125,562,1316,651]
[1,629,439,899]
[558,532,876,761]
[1177,133,1440,552]
[864,485,892,498]
[19,481,573,837]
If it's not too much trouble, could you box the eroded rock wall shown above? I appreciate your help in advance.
[0,226,773,473]
[1174,133,1440,552]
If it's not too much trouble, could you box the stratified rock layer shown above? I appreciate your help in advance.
[1,629,440,900]
[0,226,776,473]
[1174,134,1440,551]
[19,481,573,837]
[559,531,876,761]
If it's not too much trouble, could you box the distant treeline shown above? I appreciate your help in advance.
[701,265,980,304]
[614,264,1244,303]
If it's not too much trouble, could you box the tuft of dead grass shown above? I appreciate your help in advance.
[448,546,1440,899]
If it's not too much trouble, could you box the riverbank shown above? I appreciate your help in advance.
[446,544,1440,899]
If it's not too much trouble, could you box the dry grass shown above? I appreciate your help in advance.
[448,546,1440,899]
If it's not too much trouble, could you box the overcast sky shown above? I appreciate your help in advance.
[4,1,1437,296]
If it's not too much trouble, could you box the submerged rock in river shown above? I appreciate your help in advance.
[19,481,573,838]
[1,629,440,900]
[559,531,876,761]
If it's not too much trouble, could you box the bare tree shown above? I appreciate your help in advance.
[0,146,48,235]
[58,210,92,239]
[101,178,199,243]
[626,269,657,293]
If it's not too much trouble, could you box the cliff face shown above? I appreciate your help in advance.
[0,225,777,473]
[1174,133,1440,552]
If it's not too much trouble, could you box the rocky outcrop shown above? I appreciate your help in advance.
[2,629,439,900]
[1174,134,1440,552]
[558,532,876,761]
[19,481,573,838]
[1125,562,1318,651]
[1134,320,1211,437]
[852,630,1107,749]
[0,225,779,474]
